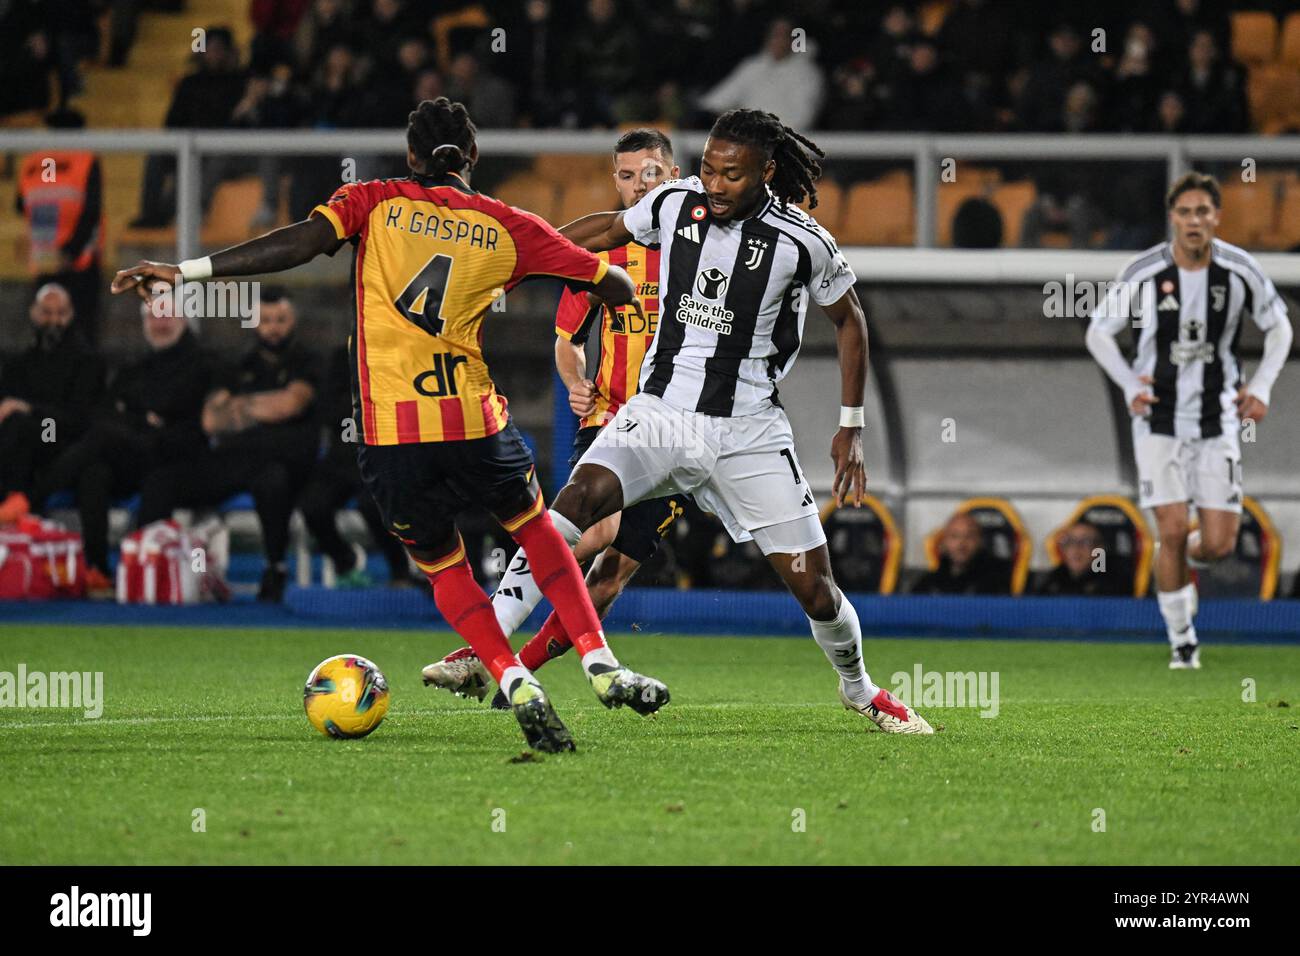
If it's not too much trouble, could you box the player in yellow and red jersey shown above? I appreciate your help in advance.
[111,98,669,753]
[424,129,697,708]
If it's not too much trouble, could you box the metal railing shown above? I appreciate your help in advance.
[4,129,1300,265]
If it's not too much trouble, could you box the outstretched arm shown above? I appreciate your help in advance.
[822,287,869,508]
[110,216,344,297]
[561,210,634,252]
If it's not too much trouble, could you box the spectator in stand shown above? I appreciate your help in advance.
[492,0,569,127]
[867,3,919,96]
[136,289,321,602]
[0,285,105,523]
[1020,21,1104,134]
[293,0,356,75]
[131,26,248,228]
[1153,89,1189,132]
[698,16,825,130]
[232,60,311,226]
[565,0,642,127]
[250,0,312,73]
[444,49,516,129]
[911,512,1013,596]
[1111,21,1162,132]
[298,346,416,588]
[17,110,104,343]
[0,3,55,118]
[823,58,884,131]
[1177,29,1248,134]
[1035,521,1130,597]
[887,39,962,131]
[32,291,217,595]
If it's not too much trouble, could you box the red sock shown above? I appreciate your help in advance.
[519,610,573,671]
[509,509,607,658]
[419,551,520,683]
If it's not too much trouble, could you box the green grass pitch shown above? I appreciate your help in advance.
[1,623,1297,865]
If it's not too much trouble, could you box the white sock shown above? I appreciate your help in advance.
[809,590,878,705]
[580,645,619,677]
[497,664,536,703]
[492,547,544,638]
[549,509,583,547]
[1157,583,1198,647]
[490,510,584,640]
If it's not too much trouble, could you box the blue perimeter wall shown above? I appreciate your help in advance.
[2,589,1298,643]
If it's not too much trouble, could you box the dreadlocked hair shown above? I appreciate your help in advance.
[709,108,825,209]
[407,97,477,179]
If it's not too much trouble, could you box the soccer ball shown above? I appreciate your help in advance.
[303,654,390,738]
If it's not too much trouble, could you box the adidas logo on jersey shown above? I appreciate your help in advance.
[495,586,524,602]
[676,222,701,243]
[1157,294,1180,311]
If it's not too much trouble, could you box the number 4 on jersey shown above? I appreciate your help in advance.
[396,253,453,336]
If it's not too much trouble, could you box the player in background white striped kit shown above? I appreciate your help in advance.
[1087,172,1293,669]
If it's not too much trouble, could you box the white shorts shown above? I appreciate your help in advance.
[576,392,826,554]
[1134,430,1243,514]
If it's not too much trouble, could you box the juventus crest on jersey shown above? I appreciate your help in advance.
[1091,238,1289,440]
[622,175,856,417]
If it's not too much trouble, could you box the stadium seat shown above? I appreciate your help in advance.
[494,173,560,224]
[923,497,1032,595]
[799,178,844,235]
[841,175,914,246]
[532,153,609,185]
[820,495,903,594]
[1193,497,1282,600]
[1281,12,1300,67]
[1231,11,1280,65]
[1246,62,1300,134]
[556,177,619,227]
[1270,175,1300,249]
[217,493,257,514]
[200,177,265,246]
[1218,179,1276,248]
[989,180,1037,247]
[1044,495,1153,597]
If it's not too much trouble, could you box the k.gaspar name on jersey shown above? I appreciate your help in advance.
[675,293,734,334]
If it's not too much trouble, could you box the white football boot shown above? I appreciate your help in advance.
[840,683,935,734]
[422,647,492,701]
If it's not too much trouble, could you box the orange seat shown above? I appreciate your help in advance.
[799,178,844,235]
[1247,62,1300,133]
[1281,12,1300,67]
[1269,175,1300,250]
[200,177,264,246]
[1232,11,1279,65]
[555,177,619,228]
[918,0,953,37]
[493,174,560,224]
[532,153,609,185]
[1218,180,1277,248]
[989,180,1037,247]
[841,176,914,245]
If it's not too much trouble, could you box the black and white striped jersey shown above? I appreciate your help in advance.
[622,175,856,417]
[1090,238,1289,439]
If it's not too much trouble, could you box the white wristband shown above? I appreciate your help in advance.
[178,256,213,280]
[839,405,865,428]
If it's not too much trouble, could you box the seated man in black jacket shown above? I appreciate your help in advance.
[911,511,1013,595]
[0,284,105,523]
[137,288,319,601]
[1035,520,1130,597]
[297,344,415,588]
[33,291,216,593]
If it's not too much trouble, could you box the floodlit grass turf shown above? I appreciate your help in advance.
[0,623,1297,865]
